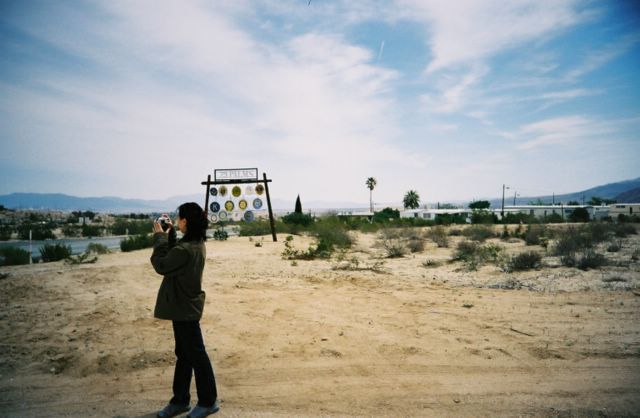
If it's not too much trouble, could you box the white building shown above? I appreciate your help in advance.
[608,203,640,218]
[502,205,610,220]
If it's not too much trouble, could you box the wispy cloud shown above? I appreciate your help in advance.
[566,34,640,81]
[512,116,612,150]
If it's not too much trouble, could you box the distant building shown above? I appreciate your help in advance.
[401,208,471,222]
[609,203,640,218]
[502,205,610,220]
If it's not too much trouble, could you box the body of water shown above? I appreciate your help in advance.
[0,236,126,260]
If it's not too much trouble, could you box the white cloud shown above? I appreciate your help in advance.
[397,0,587,72]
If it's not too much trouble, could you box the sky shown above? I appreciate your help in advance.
[1,0,639,207]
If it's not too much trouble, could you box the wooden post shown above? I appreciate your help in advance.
[204,174,212,215]
[263,172,277,242]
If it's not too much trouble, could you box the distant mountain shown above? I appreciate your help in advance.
[1,177,638,212]
[615,187,640,203]
[488,177,640,208]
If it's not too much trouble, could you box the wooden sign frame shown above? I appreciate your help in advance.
[201,170,277,242]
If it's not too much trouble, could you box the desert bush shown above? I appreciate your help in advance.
[382,239,408,258]
[428,226,449,248]
[524,224,547,246]
[0,246,31,266]
[576,250,607,270]
[554,226,593,257]
[86,243,109,254]
[120,234,153,252]
[606,242,621,253]
[632,248,640,262]
[40,243,72,262]
[612,223,637,238]
[422,259,442,268]
[508,251,542,271]
[448,228,462,236]
[463,225,495,242]
[372,207,400,223]
[470,209,497,224]
[453,240,503,270]
[542,213,564,224]
[585,222,611,243]
[568,207,590,223]
[281,236,317,260]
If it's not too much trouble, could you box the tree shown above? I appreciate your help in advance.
[295,195,302,214]
[567,200,580,206]
[468,200,490,210]
[403,190,420,209]
[588,196,616,206]
[569,207,590,223]
[366,177,377,213]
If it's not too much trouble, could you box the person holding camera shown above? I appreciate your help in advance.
[151,202,219,418]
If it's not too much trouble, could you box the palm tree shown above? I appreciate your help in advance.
[366,177,377,213]
[403,190,420,209]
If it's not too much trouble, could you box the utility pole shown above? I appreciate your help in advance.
[501,184,509,222]
[513,191,518,206]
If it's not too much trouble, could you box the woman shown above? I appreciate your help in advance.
[150,202,219,418]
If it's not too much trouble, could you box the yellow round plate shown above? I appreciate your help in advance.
[232,186,242,197]
[219,186,228,196]
[238,199,248,210]
[224,200,234,211]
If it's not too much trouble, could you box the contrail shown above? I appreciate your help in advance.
[377,40,385,62]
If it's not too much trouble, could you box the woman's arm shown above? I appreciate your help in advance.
[150,233,189,275]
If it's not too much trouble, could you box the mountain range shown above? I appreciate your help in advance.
[0,177,638,213]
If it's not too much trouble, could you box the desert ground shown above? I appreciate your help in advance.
[1,226,639,417]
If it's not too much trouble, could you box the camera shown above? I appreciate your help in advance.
[157,214,171,231]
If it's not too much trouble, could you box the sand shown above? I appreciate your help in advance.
[1,228,639,417]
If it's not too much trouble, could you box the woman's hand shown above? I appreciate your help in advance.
[152,219,173,233]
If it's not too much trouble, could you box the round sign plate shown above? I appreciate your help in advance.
[243,210,255,222]
[210,187,218,196]
[232,186,242,197]
[209,213,218,223]
[219,186,228,196]
[218,211,228,221]
[255,184,264,195]
[209,202,220,213]
[245,185,254,195]
[238,199,248,210]
[252,198,263,209]
[224,200,234,211]
[232,211,242,222]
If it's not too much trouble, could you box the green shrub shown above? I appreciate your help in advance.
[463,225,495,242]
[585,222,611,243]
[110,219,153,235]
[39,243,72,262]
[120,234,153,252]
[62,225,81,237]
[0,246,31,266]
[428,226,449,248]
[81,224,102,237]
[313,217,353,253]
[372,207,400,223]
[281,212,314,227]
[86,243,109,254]
[554,226,593,257]
[508,251,542,271]
[470,210,497,224]
[0,226,14,241]
[213,228,229,241]
[18,223,56,240]
[239,220,273,236]
[568,207,590,222]
[542,213,564,224]
[606,242,621,253]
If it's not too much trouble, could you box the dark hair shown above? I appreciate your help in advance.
[178,202,208,242]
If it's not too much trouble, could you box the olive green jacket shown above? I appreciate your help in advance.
[150,232,206,321]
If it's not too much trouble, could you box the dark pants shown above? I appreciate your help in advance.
[170,320,218,408]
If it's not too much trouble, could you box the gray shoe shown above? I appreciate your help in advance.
[187,402,220,418]
[157,403,190,418]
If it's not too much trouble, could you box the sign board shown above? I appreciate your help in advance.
[214,168,258,182]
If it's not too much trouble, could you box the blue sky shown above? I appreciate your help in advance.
[0,0,639,207]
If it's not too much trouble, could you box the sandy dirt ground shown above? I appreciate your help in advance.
[1,227,640,417]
